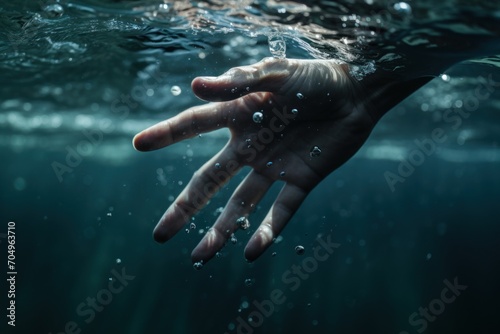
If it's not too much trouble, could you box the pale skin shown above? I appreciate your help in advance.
[131,56,463,264]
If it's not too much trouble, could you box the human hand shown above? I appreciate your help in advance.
[133,57,376,264]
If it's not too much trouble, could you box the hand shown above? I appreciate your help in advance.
[133,57,376,264]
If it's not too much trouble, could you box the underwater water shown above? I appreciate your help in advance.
[1,1,500,333]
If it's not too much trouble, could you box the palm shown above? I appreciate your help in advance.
[133,58,375,264]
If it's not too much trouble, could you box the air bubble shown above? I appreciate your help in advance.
[253,111,264,123]
[393,2,412,15]
[291,108,298,115]
[266,161,273,167]
[268,33,286,59]
[310,146,322,158]
[190,222,196,229]
[236,216,250,230]
[171,85,182,96]
[215,162,221,169]
[193,261,204,270]
[244,278,254,287]
[280,171,286,177]
[295,245,305,255]
[296,93,304,99]
[116,258,122,264]
[44,4,64,18]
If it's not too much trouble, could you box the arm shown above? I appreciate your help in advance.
[133,6,500,265]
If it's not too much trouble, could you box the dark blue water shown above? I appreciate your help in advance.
[1,1,500,334]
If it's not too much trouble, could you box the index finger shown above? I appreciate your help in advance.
[132,101,230,151]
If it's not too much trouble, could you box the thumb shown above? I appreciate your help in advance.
[191,57,294,102]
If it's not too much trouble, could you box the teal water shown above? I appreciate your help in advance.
[1,1,500,334]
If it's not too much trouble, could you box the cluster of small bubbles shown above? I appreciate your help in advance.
[268,33,286,59]
[280,171,286,177]
[291,108,298,115]
[236,216,250,230]
[266,161,273,167]
[230,234,238,244]
[296,93,304,99]
[252,111,264,123]
[310,146,322,158]
[393,2,412,15]
[171,85,182,96]
[107,212,112,217]
[215,162,221,169]
[231,87,238,93]
[193,261,204,270]
[116,258,122,264]
[44,4,64,18]
[156,168,168,186]
[244,278,254,287]
[190,222,196,230]
[295,245,305,255]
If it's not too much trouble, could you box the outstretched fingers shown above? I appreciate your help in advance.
[153,147,241,243]
[133,102,231,152]
[244,183,309,262]
[192,57,296,102]
[191,170,274,263]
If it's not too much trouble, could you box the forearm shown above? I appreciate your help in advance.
[356,8,500,121]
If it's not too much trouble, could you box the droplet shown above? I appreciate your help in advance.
[236,216,250,230]
[295,245,305,255]
[266,161,273,167]
[268,33,286,59]
[44,4,64,18]
[244,278,254,287]
[291,108,298,115]
[440,74,451,82]
[215,162,221,169]
[280,171,286,177]
[296,93,304,99]
[310,146,322,158]
[115,258,122,264]
[393,2,412,15]
[252,111,264,123]
[193,261,203,270]
[171,85,182,96]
